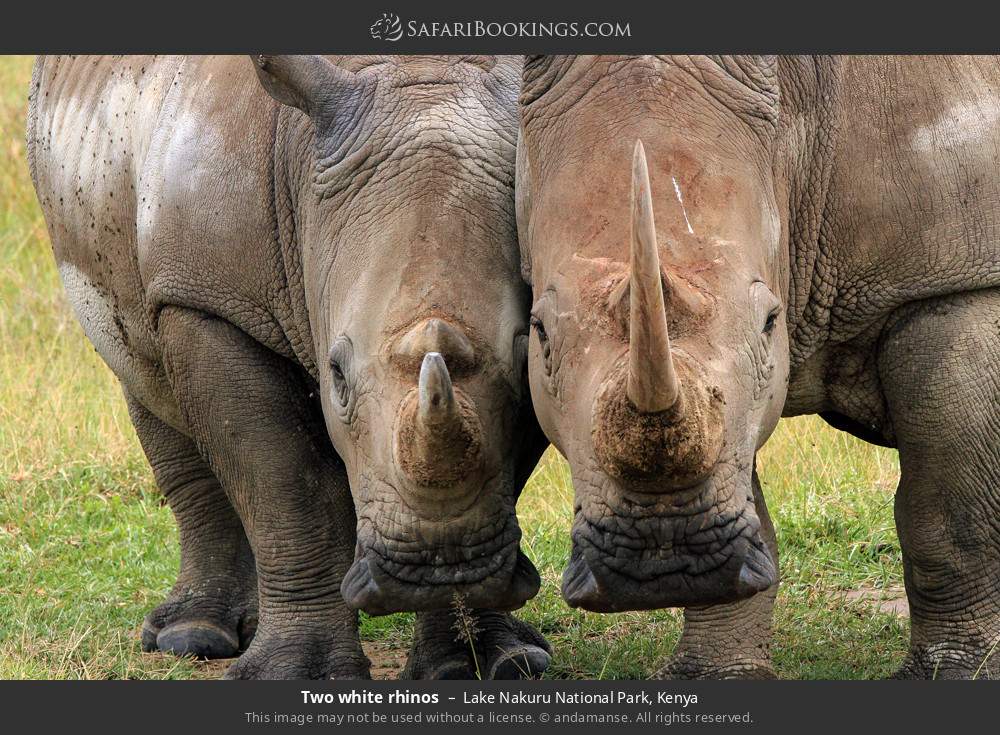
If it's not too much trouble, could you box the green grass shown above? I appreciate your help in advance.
[0,54,908,679]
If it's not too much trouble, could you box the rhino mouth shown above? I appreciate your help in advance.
[560,462,776,611]
[342,500,539,615]
[343,546,540,615]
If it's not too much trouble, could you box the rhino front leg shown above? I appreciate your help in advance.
[127,395,258,659]
[402,610,551,680]
[656,466,778,679]
[158,307,368,679]
[880,291,1000,679]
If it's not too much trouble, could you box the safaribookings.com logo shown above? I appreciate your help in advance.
[370,13,404,41]
[370,13,631,41]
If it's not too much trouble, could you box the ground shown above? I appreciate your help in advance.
[0,55,909,679]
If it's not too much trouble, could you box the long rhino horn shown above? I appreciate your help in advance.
[627,140,680,414]
[417,352,458,428]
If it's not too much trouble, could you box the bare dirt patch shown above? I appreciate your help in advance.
[364,640,407,680]
[841,586,908,617]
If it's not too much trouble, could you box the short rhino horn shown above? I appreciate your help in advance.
[627,140,680,414]
[417,352,458,429]
[397,351,479,487]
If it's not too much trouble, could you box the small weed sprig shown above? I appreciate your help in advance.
[451,592,482,680]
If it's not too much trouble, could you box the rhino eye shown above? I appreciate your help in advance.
[530,315,552,376]
[530,315,546,341]
[751,281,781,339]
[330,361,349,405]
[763,308,780,336]
[762,312,776,335]
[328,336,355,415]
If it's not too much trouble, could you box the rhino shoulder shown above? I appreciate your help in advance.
[135,58,301,358]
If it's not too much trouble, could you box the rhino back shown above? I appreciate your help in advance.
[29,56,300,428]
[784,56,1000,419]
[828,56,1000,327]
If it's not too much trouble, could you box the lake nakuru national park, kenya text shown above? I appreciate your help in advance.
[299,689,699,706]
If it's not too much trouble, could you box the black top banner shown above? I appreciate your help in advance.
[4,0,999,54]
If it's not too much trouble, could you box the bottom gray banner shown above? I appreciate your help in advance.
[0,680,989,733]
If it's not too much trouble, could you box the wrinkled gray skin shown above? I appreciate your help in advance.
[518,55,1000,679]
[28,54,550,679]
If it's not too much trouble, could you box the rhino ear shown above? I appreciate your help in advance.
[251,55,358,117]
[520,55,560,106]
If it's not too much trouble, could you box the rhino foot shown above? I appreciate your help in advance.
[151,621,241,660]
[223,633,371,680]
[141,581,257,660]
[401,610,551,680]
[485,615,552,679]
[890,645,999,680]
[654,655,777,680]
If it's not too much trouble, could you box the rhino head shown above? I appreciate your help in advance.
[253,55,545,614]
[517,55,787,611]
